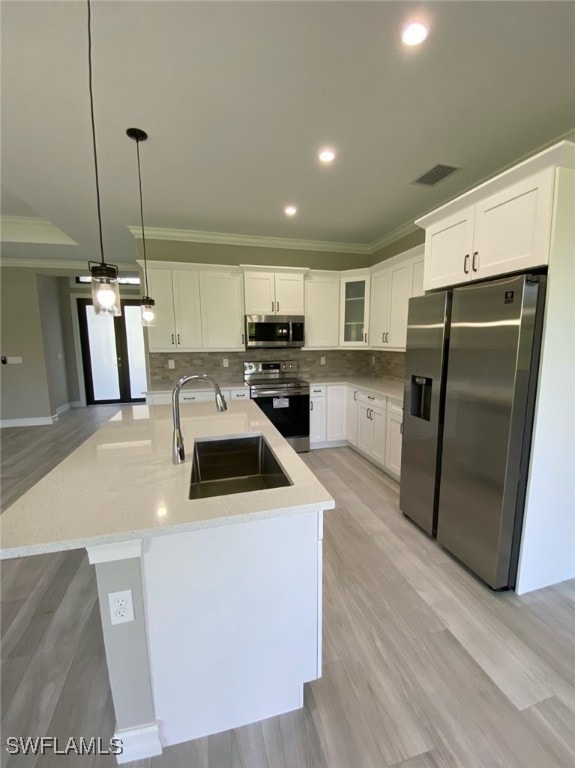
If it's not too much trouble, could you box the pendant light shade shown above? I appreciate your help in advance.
[127,127,155,327]
[86,0,121,316]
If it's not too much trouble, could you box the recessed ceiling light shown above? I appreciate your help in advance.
[402,22,428,46]
[319,148,336,164]
[284,205,298,217]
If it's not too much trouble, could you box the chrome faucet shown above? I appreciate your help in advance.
[172,375,227,464]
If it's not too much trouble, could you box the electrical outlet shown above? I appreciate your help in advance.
[168,359,175,370]
[320,356,326,366]
[108,589,135,625]
[222,358,229,368]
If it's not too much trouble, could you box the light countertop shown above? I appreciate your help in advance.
[0,401,334,559]
[308,376,404,401]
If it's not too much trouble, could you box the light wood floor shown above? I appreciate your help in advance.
[1,407,574,767]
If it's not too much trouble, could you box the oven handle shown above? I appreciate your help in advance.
[250,388,310,398]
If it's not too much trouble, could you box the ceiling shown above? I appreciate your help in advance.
[1,0,574,270]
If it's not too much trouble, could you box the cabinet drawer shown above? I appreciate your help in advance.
[358,391,386,409]
[310,385,327,397]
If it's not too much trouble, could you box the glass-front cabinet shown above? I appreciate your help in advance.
[339,272,370,346]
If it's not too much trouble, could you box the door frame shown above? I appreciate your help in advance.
[75,297,146,405]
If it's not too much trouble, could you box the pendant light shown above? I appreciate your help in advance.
[86,0,121,316]
[127,127,155,326]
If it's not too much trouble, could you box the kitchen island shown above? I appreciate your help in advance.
[0,401,334,763]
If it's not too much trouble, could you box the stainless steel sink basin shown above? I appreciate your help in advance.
[189,435,291,499]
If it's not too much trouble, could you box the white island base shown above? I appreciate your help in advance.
[88,508,323,763]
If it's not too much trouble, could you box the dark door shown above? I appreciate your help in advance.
[77,299,147,405]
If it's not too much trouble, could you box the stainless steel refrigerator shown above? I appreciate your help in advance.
[400,273,546,589]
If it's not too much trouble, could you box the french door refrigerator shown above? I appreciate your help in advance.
[400,273,546,589]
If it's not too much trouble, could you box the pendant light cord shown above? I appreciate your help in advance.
[87,0,105,266]
[135,139,150,297]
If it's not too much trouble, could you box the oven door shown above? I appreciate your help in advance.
[250,387,310,452]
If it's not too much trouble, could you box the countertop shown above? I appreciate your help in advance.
[147,377,404,400]
[307,376,404,401]
[0,401,334,559]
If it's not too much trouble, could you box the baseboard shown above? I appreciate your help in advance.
[0,415,57,427]
[114,722,162,764]
[310,439,348,450]
[71,400,84,408]
[56,402,71,416]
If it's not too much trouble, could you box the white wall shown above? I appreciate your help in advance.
[37,275,70,414]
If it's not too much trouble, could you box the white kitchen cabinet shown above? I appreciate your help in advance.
[326,385,347,442]
[340,272,370,346]
[146,268,202,352]
[385,399,403,479]
[229,388,250,400]
[411,256,425,298]
[346,387,359,446]
[420,168,555,291]
[304,272,340,348]
[370,261,411,350]
[146,389,228,406]
[199,270,244,350]
[310,387,327,445]
[244,270,304,315]
[357,393,386,466]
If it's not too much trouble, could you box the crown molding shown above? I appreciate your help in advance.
[0,258,138,274]
[0,216,78,246]
[127,225,371,255]
[369,220,421,255]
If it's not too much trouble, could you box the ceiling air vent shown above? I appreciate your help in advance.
[414,164,459,186]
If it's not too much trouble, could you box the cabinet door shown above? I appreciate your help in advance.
[411,256,425,298]
[200,271,244,349]
[385,402,403,478]
[172,270,203,350]
[372,404,386,466]
[423,206,475,291]
[473,169,554,281]
[146,269,177,351]
[346,388,358,446]
[369,268,391,349]
[340,276,370,346]
[357,400,373,454]
[326,385,347,442]
[275,273,304,315]
[310,396,326,444]
[244,272,276,315]
[304,274,340,347]
[387,263,411,349]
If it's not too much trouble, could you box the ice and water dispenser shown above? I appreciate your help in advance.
[410,376,432,421]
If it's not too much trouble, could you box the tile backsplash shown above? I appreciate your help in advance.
[148,349,405,389]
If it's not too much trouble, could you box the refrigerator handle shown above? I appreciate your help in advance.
[463,254,470,274]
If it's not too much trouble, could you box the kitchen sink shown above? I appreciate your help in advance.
[189,435,291,499]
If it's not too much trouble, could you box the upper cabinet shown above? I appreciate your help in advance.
[339,272,370,346]
[199,270,245,350]
[243,269,305,315]
[418,155,565,291]
[369,246,424,351]
[143,264,244,352]
[146,268,202,352]
[304,271,340,348]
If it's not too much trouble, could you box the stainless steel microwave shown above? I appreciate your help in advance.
[245,315,305,348]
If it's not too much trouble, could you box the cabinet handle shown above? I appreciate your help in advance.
[472,251,478,272]
[364,332,367,343]
[171,333,175,345]
[313,388,322,393]
[242,333,245,345]
[177,333,181,345]
[276,301,279,312]
[310,401,314,411]
[464,254,470,274]
[272,301,274,312]
[353,390,357,401]
[382,332,385,343]
[368,395,375,400]
[385,332,389,344]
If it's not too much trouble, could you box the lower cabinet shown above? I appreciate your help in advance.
[312,384,404,480]
[310,387,327,444]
